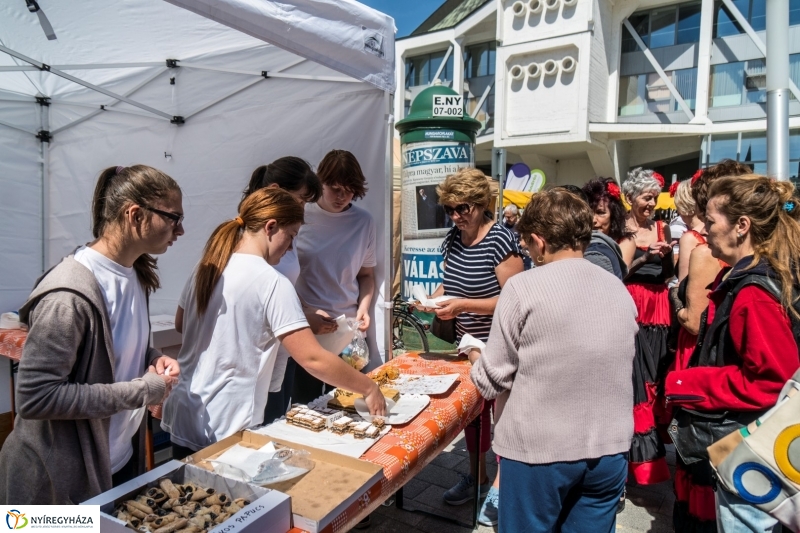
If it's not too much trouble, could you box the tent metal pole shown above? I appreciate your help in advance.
[0,66,38,72]
[268,72,359,83]
[0,63,162,72]
[183,77,265,120]
[383,90,394,361]
[0,119,37,136]
[52,66,168,135]
[0,44,174,121]
[176,63,263,77]
[40,102,50,272]
[49,99,171,121]
[0,97,37,103]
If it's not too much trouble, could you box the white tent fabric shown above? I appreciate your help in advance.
[0,0,395,372]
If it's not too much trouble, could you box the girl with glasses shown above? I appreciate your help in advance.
[0,165,183,504]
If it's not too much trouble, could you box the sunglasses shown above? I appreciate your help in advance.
[443,203,473,217]
[142,205,184,227]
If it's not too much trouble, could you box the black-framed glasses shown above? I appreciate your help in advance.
[443,203,473,217]
[142,205,184,227]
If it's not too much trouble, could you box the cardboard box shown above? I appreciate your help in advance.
[81,460,291,533]
[149,314,182,349]
[191,431,383,533]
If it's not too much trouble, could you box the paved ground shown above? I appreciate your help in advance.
[362,432,676,533]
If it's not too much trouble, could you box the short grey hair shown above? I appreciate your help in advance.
[623,167,662,201]
[504,204,519,215]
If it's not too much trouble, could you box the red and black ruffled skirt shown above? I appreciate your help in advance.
[626,282,671,485]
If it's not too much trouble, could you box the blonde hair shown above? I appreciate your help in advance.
[708,175,800,317]
[195,188,304,315]
[673,180,696,218]
[437,168,491,209]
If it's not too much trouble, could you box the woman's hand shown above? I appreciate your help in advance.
[363,382,387,416]
[153,355,179,381]
[467,348,481,364]
[355,309,370,331]
[306,310,338,335]
[434,298,465,320]
[648,241,672,258]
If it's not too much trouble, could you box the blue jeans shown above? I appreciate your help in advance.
[716,488,779,533]
[498,453,627,533]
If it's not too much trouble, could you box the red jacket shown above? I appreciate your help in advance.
[665,270,799,412]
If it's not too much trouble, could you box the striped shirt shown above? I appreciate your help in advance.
[441,223,522,342]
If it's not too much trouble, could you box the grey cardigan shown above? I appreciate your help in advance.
[0,256,166,504]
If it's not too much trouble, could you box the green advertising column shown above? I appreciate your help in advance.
[395,84,481,300]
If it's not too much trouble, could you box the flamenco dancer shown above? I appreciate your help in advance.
[619,168,673,490]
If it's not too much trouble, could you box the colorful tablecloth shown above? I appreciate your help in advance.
[315,352,484,533]
[0,329,26,362]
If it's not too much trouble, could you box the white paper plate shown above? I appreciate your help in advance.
[355,395,429,425]
[391,374,459,395]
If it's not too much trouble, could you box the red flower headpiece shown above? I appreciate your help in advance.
[669,181,680,198]
[652,172,665,188]
[606,182,621,200]
[691,169,703,185]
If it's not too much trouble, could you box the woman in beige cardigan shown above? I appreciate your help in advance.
[469,189,638,532]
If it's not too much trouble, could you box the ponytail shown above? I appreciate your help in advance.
[90,165,181,294]
[195,188,304,315]
[240,156,321,209]
[709,175,800,317]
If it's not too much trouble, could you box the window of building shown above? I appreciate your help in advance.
[618,68,698,116]
[705,130,800,185]
[622,2,702,53]
[464,42,496,136]
[405,50,454,89]
[714,0,800,37]
[464,42,496,78]
[709,54,800,108]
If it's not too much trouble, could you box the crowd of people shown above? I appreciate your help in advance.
[0,155,799,533]
[427,163,800,532]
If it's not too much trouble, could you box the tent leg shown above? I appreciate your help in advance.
[384,91,394,362]
[39,102,51,272]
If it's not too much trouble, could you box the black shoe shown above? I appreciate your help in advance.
[354,515,371,529]
[617,490,626,514]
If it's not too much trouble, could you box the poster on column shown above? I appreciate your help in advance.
[401,136,474,300]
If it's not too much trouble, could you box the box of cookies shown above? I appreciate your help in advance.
[81,460,290,533]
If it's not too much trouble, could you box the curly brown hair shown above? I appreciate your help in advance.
[692,159,752,216]
[436,168,492,209]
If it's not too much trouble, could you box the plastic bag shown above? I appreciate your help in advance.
[201,442,315,485]
[341,319,369,370]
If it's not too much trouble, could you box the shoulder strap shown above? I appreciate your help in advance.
[442,229,458,263]
[687,230,706,244]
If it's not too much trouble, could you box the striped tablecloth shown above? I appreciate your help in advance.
[313,352,484,533]
[0,329,26,362]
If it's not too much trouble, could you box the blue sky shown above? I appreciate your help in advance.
[360,0,445,37]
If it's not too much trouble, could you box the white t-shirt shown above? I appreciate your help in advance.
[270,248,301,393]
[294,203,376,318]
[74,246,149,474]
[162,253,308,450]
[669,216,688,256]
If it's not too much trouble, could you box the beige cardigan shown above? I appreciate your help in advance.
[471,258,639,465]
[0,256,166,504]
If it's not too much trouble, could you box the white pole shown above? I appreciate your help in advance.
[767,0,790,180]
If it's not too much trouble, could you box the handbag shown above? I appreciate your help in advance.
[708,369,800,532]
[667,407,757,465]
[431,315,457,344]
[431,230,458,344]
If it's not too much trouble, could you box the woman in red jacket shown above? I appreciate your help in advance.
[665,174,800,533]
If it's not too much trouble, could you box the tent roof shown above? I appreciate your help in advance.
[0,0,396,100]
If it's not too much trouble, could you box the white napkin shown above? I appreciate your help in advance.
[457,334,486,356]
[314,315,352,355]
[0,312,25,330]
[410,286,456,309]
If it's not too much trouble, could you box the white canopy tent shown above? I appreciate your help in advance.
[0,1,396,383]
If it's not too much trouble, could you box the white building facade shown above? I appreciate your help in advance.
[395,0,800,186]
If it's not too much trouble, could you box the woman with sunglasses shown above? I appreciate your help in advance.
[421,168,523,526]
[0,165,183,504]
